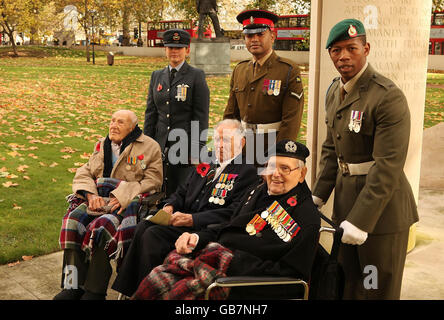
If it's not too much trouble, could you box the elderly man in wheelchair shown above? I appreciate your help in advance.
[130,140,321,300]
[54,110,163,300]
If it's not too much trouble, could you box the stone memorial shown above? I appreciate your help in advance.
[190,0,231,76]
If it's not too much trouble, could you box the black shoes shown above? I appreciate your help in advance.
[53,288,85,300]
[53,288,106,300]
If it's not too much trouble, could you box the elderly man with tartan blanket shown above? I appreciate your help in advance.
[54,110,163,300]
[132,140,320,300]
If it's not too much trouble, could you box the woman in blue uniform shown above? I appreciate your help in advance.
[144,29,210,196]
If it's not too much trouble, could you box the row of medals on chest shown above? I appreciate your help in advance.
[245,193,301,243]
[208,173,236,205]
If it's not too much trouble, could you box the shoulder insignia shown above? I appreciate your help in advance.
[290,91,303,100]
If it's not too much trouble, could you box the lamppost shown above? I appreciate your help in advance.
[90,10,97,65]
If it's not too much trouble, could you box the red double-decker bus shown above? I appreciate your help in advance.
[430,11,444,55]
[274,14,310,51]
[146,20,212,47]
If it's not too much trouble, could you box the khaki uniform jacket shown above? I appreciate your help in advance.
[223,51,304,141]
[312,64,418,234]
[72,134,163,210]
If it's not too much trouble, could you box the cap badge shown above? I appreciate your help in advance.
[172,33,180,41]
[250,16,254,24]
[348,24,357,37]
[285,141,297,153]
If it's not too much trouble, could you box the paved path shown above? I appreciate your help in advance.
[1,187,443,300]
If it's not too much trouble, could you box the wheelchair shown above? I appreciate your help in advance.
[204,210,344,300]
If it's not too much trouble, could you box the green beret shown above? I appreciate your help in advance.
[326,19,366,49]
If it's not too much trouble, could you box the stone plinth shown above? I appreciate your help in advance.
[190,38,232,76]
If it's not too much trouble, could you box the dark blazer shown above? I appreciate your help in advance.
[312,64,418,234]
[163,155,259,230]
[196,180,320,282]
[144,61,210,159]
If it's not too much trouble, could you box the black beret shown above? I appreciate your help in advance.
[267,139,310,162]
[163,29,190,47]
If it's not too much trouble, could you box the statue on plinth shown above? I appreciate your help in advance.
[196,0,224,39]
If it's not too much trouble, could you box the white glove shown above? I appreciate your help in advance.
[339,220,368,245]
[312,195,325,209]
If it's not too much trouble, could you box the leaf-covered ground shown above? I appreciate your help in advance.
[0,46,442,264]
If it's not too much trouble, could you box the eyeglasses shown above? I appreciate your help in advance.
[265,163,300,176]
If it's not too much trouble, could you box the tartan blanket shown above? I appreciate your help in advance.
[59,178,140,262]
[132,242,234,300]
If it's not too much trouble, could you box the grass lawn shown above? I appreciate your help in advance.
[0,46,442,264]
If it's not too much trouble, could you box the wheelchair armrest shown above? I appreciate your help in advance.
[205,276,308,300]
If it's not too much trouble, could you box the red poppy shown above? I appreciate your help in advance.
[157,83,162,91]
[287,196,297,207]
[196,163,210,177]
[137,154,144,160]
[95,142,100,152]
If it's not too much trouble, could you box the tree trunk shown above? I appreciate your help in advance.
[2,23,18,56]
[122,4,131,46]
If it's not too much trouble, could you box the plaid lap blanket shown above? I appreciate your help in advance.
[59,178,141,262]
[132,242,234,300]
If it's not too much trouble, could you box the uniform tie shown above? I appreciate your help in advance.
[170,68,177,84]
[340,87,347,102]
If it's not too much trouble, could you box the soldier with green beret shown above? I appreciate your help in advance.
[223,9,305,167]
[312,18,418,299]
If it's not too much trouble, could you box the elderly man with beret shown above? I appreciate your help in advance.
[111,119,258,298]
[312,19,418,299]
[131,140,320,300]
[54,110,163,300]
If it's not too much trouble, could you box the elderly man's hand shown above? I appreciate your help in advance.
[86,193,106,211]
[170,212,194,227]
[109,196,124,215]
[175,232,198,254]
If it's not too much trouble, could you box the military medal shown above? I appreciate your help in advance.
[175,84,189,102]
[137,154,146,169]
[348,110,363,133]
[262,201,301,242]
[246,214,267,236]
[267,80,275,95]
[263,79,270,94]
[273,80,281,96]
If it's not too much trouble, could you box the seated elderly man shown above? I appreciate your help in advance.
[111,119,258,297]
[131,140,321,300]
[54,110,163,300]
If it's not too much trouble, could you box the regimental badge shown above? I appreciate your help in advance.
[250,16,255,24]
[285,141,297,153]
[348,24,357,37]
[175,84,189,102]
[255,201,301,242]
[348,110,363,133]
[172,32,180,41]
[263,79,281,96]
